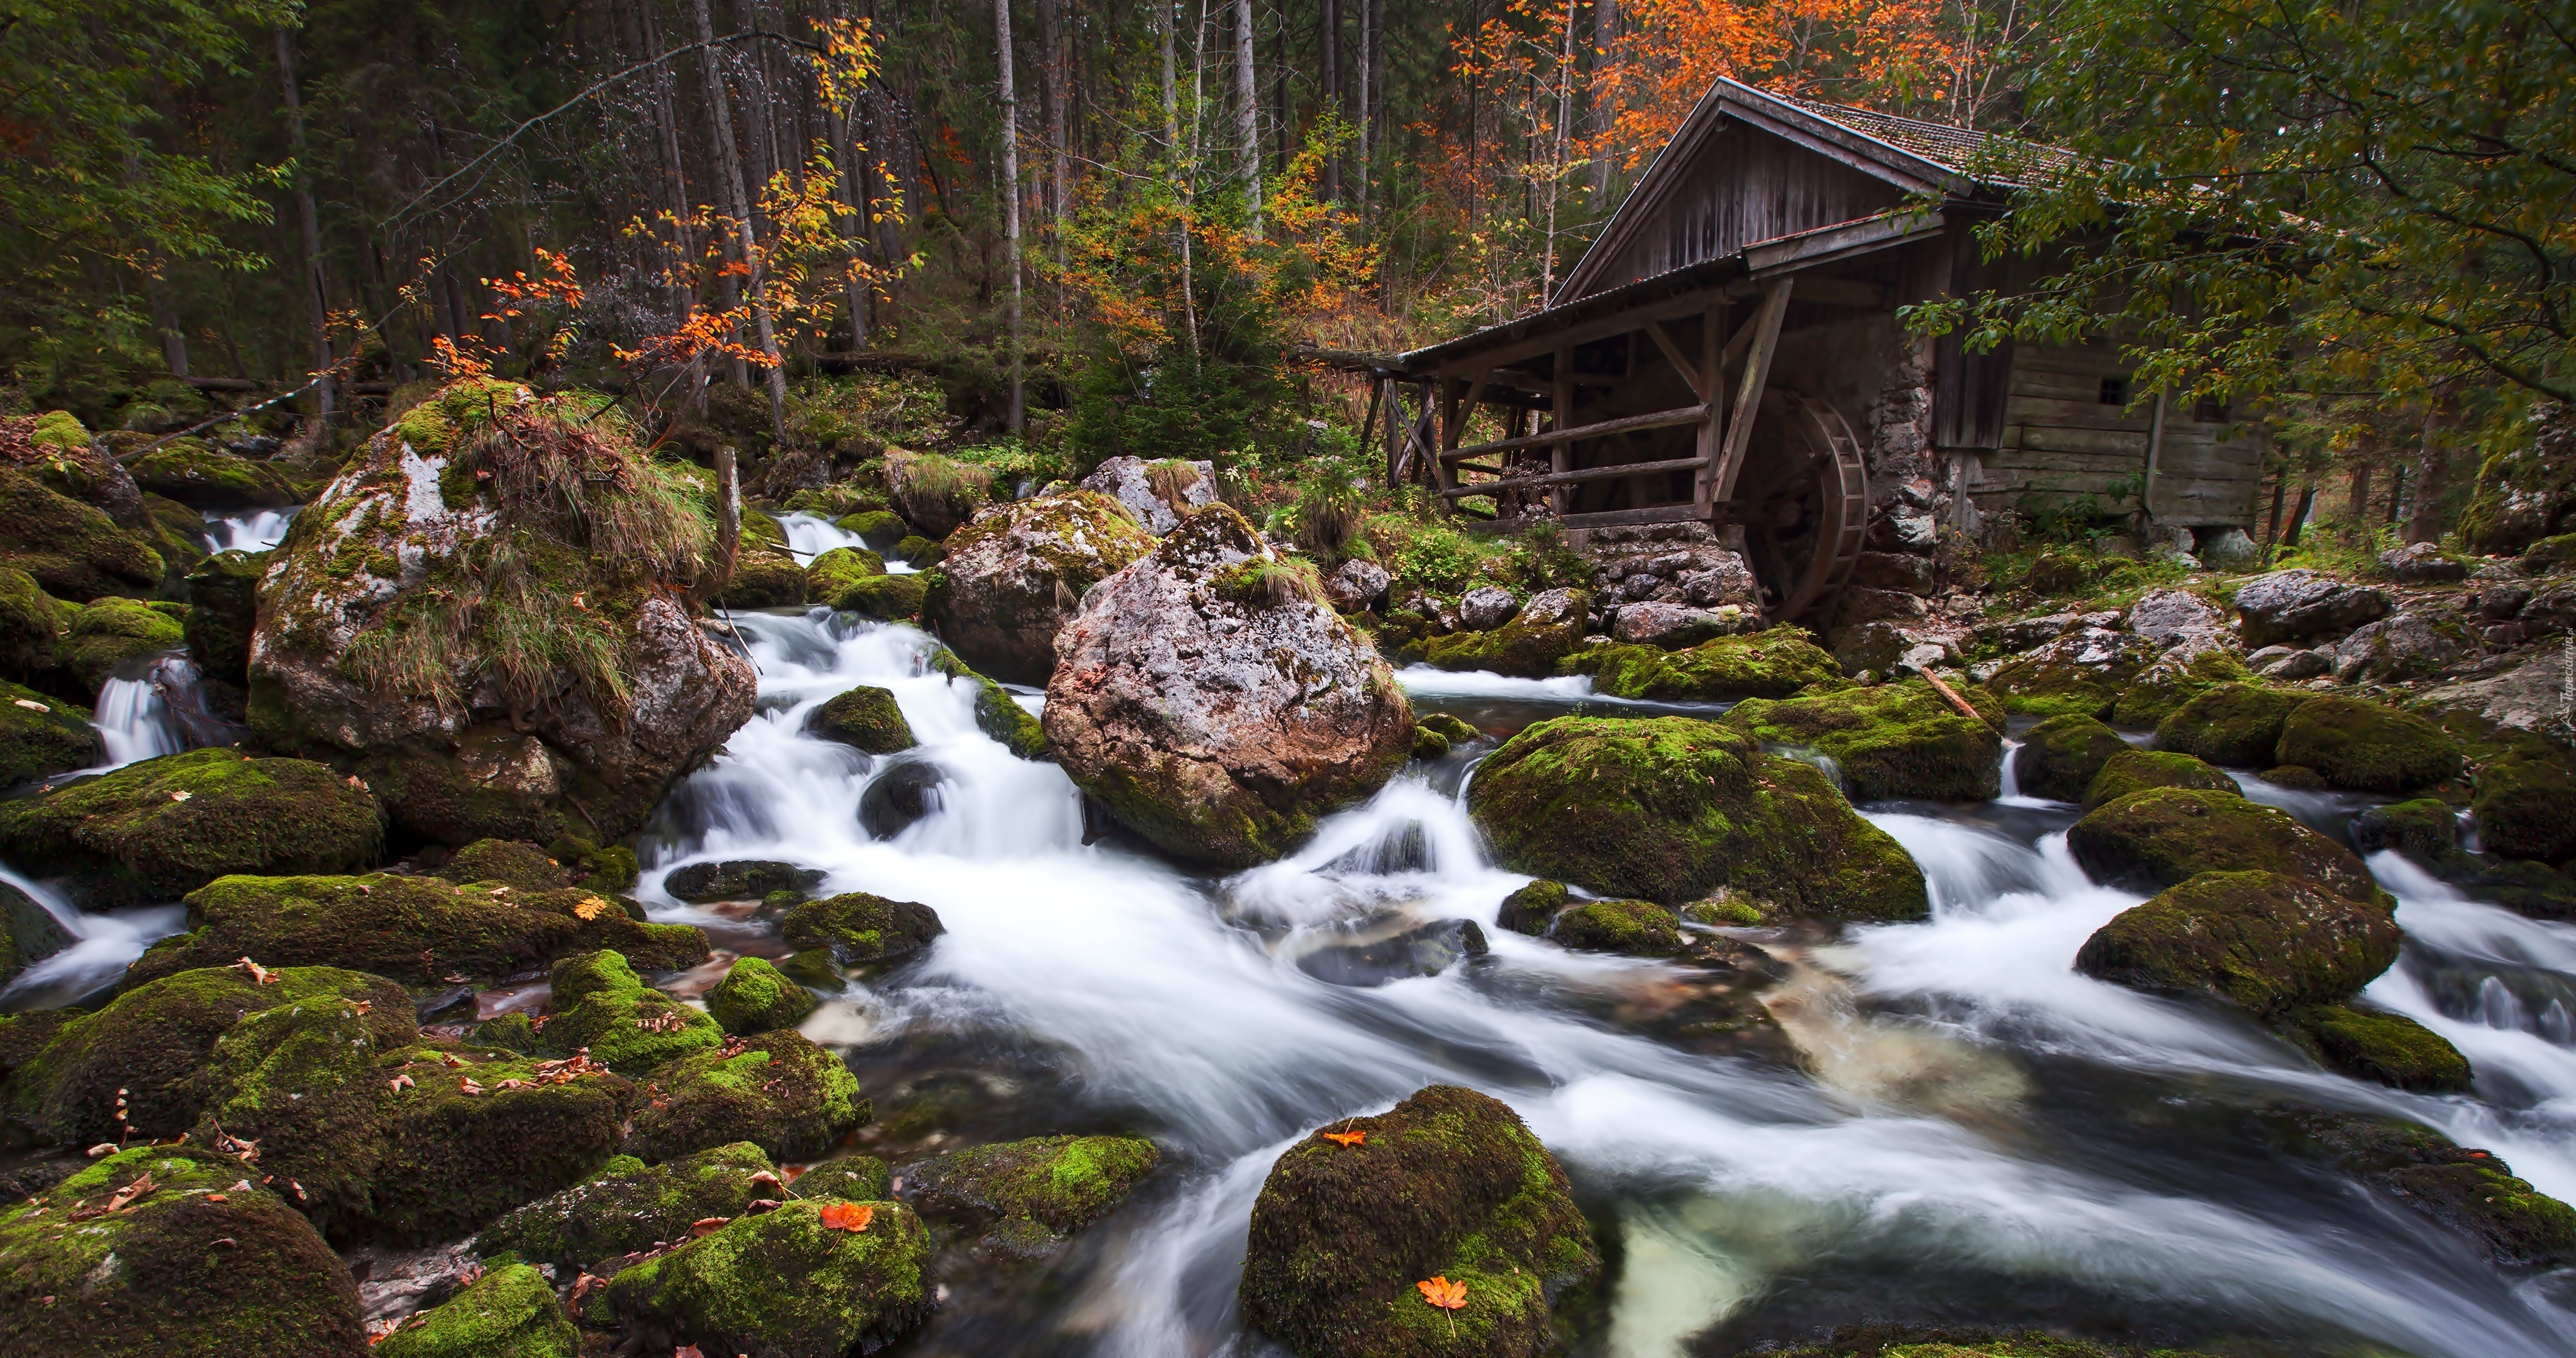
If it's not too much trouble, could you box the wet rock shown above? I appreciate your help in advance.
[125,438,297,510]
[361,1046,641,1245]
[128,872,707,989]
[2151,683,2302,768]
[1325,556,1391,611]
[836,509,909,549]
[805,544,886,604]
[0,748,383,906]
[1583,524,1760,612]
[808,684,915,753]
[477,1141,779,1274]
[1494,880,1568,936]
[0,878,75,984]
[892,533,944,568]
[830,570,928,620]
[515,950,723,1074]
[2232,568,2390,648]
[857,757,948,838]
[885,449,990,538]
[665,859,826,902]
[2012,714,2128,802]
[2292,1003,2473,1093]
[2413,654,2576,745]
[0,566,71,689]
[19,411,143,526]
[902,1133,1160,1241]
[2378,541,2467,582]
[2519,584,2576,638]
[2067,788,2377,903]
[1298,918,1489,986]
[57,596,182,696]
[182,548,265,693]
[370,1260,577,1358]
[1238,1085,1599,1358]
[2266,1107,2575,1266]
[2273,695,2462,793]
[1079,455,1216,535]
[2472,747,2576,861]
[780,891,945,964]
[1825,619,1965,676]
[0,1145,364,1357]
[1560,627,1842,702]
[2077,870,2397,1018]
[1985,627,2158,719]
[0,468,164,602]
[1046,504,1415,868]
[1418,587,1591,678]
[2109,644,2250,728]
[795,1154,891,1201]
[436,837,570,890]
[0,680,96,787]
[2351,798,2460,860]
[2081,749,2237,811]
[2329,610,2463,683]
[1724,678,2006,802]
[1468,715,1927,918]
[706,956,819,1034]
[923,490,1155,685]
[1550,898,1683,956]
[921,645,1046,758]
[1609,600,1746,648]
[601,1198,931,1357]
[1409,710,1479,759]
[2250,646,2331,681]
[625,1030,870,1163]
[1456,585,1520,632]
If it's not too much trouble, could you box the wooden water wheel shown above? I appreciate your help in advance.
[1731,389,1870,624]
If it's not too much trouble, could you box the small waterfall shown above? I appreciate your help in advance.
[0,866,186,1011]
[775,511,917,575]
[91,653,240,769]
[201,506,296,553]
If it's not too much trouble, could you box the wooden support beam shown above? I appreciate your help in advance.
[1433,282,1745,380]
[1694,298,1727,516]
[1362,377,1386,483]
[1709,277,1794,504]
[1550,345,1573,515]
[1440,455,1708,499]
[1440,403,1708,461]
[1643,321,1707,403]
[1560,505,1709,530]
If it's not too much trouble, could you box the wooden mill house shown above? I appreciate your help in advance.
[1351,79,2267,626]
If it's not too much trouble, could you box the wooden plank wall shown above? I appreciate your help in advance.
[1581,123,1904,298]
[1969,341,2263,527]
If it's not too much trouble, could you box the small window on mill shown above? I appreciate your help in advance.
[2098,375,2129,406]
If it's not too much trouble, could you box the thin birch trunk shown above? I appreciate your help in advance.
[1162,0,1198,356]
[996,0,1026,434]
[1234,0,1260,236]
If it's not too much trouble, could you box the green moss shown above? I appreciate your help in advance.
[389,375,529,458]
[2290,1003,2474,1092]
[1682,893,1765,925]
[1416,590,1591,679]
[54,597,182,693]
[837,509,908,546]
[2012,714,2127,802]
[372,1261,577,1358]
[2080,749,2238,811]
[625,1030,869,1163]
[2524,532,2576,572]
[1763,1330,2218,1357]
[904,1134,1160,1234]
[1494,880,1568,936]
[1467,716,1927,918]
[367,1046,637,1244]
[0,468,163,602]
[1985,634,2155,720]
[477,1140,780,1272]
[793,1154,891,1202]
[927,646,1046,757]
[780,891,945,964]
[526,949,723,1073]
[438,837,570,890]
[0,679,95,785]
[893,533,943,567]
[28,410,88,450]
[2151,683,2302,768]
[128,872,707,988]
[706,956,819,1034]
[0,565,73,683]
[1559,627,1846,701]
[1238,1084,1598,1358]
[2473,747,2576,861]
[2109,646,2251,727]
[2268,1108,2576,1267]
[806,545,887,603]
[2075,870,2401,1018]
[2067,788,2379,902]
[716,543,809,608]
[548,834,640,892]
[1550,898,1683,955]
[2351,797,2460,861]
[602,1198,931,1357]
[2274,695,2463,793]
[831,570,928,619]
[1725,679,2005,802]
[126,439,296,509]
[0,748,384,905]
[808,684,916,753]
[182,548,266,688]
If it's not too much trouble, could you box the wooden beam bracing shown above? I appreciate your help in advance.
[1643,321,1707,404]
[1440,455,1709,499]
[1440,402,1709,461]
[1709,277,1795,503]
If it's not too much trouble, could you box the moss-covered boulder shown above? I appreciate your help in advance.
[0,748,384,906]
[926,644,1047,758]
[371,1261,577,1358]
[0,880,75,984]
[2011,714,2126,802]
[923,489,1154,686]
[893,533,943,568]
[2151,682,2302,768]
[805,544,886,603]
[437,837,570,890]
[1239,1085,1598,1358]
[477,1140,780,1273]
[2291,1003,2474,1093]
[2472,746,2576,861]
[182,548,265,691]
[2067,788,2377,903]
[779,891,944,964]
[1724,678,2004,802]
[1557,627,1843,702]
[1549,898,1684,956]
[2270,1108,2576,1267]
[886,449,990,538]
[1984,628,2158,719]
[58,596,184,694]
[365,1045,638,1244]
[664,858,823,902]
[0,1146,364,1357]
[602,1197,931,1358]
[715,542,809,609]
[794,1154,891,1202]
[128,872,707,989]
[2273,695,2462,793]
[838,508,908,547]
[2081,749,2238,811]
[2460,406,2576,556]
[125,438,297,509]
[0,468,164,602]
[1469,716,1926,918]
[2075,871,2399,1018]
[830,570,928,620]
[1416,587,1591,678]
[902,1134,1159,1242]
[2351,798,2458,861]
[625,1030,868,1164]
[808,684,914,753]
[706,956,818,1034]
[524,950,723,1073]
[0,680,94,785]
[1493,880,1568,936]
[0,565,73,686]
[2109,646,2252,728]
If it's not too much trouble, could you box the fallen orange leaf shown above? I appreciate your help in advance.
[1320,1129,1366,1147]
[817,1201,874,1233]
[689,1216,728,1237]
[1417,1276,1468,1311]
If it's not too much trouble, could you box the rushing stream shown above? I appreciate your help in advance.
[623,609,2576,1357]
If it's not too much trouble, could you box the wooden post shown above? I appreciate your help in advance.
[1695,299,1726,517]
[1710,277,1793,504]
[2140,389,2168,527]
[1550,345,1572,516]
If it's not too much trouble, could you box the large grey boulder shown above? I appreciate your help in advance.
[1079,455,1217,535]
[2128,588,2228,649]
[919,490,1154,686]
[2331,611,2463,684]
[1323,557,1389,611]
[1457,585,1519,631]
[1585,522,1760,611]
[1612,601,1746,648]
[2233,569,2392,648]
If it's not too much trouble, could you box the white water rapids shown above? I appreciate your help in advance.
[628,610,2576,1357]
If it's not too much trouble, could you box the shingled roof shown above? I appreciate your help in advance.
[1774,92,2077,188]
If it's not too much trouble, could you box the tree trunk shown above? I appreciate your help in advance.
[1319,0,1340,200]
[1040,0,1069,241]
[2406,392,2455,544]
[1354,0,1373,209]
[147,269,188,378]
[996,0,1026,434]
[274,30,335,420]
[1589,0,1619,194]
[2347,462,2372,531]
[1541,0,1576,304]
[1162,0,1198,356]
[703,443,743,602]
[1235,0,1260,235]
[689,0,787,438]
[2281,483,2316,549]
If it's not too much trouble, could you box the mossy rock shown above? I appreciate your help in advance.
[371,1261,577,1358]
[526,950,723,1074]
[838,509,909,547]
[625,1030,869,1164]
[2152,683,2302,767]
[1984,632,2156,719]
[0,748,384,906]
[2107,646,2251,728]
[2075,870,2399,1019]
[1468,716,1926,919]
[2268,1108,2576,1267]
[548,834,640,892]
[0,679,95,786]
[1725,678,2005,802]
[58,595,184,695]
[706,956,819,1034]
[2012,714,2127,802]
[0,565,74,685]
[1550,898,1683,956]
[893,533,944,568]
[601,1197,931,1358]
[665,858,824,902]
[777,947,843,990]
[477,1140,780,1274]
[1763,1330,2218,1357]
[1494,880,1568,936]
[1416,590,1591,679]
[780,891,945,964]
[2080,749,2238,811]
[437,837,570,890]
[808,685,915,753]
[0,880,75,985]
[794,1154,891,1202]
[1238,1084,1599,1358]
[0,1146,364,1358]
[2027,551,2100,595]
[902,1134,1160,1237]
[2066,788,2377,903]
[2350,798,2458,861]
[182,548,266,689]
[128,872,708,989]
[367,1046,638,1245]
[2472,747,2576,861]
[716,545,809,609]
[0,468,163,602]
[922,489,1156,685]
[806,544,887,602]
[2260,765,2328,790]
[2289,1003,2473,1093]
[2273,695,2463,793]
[1558,627,1845,702]
[136,491,209,584]
[125,438,297,509]
[928,645,1046,758]
[831,570,928,620]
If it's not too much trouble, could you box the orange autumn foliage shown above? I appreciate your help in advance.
[1418,1275,1469,1310]
[818,1201,875,1233]
[1320,1129,1367,1147]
